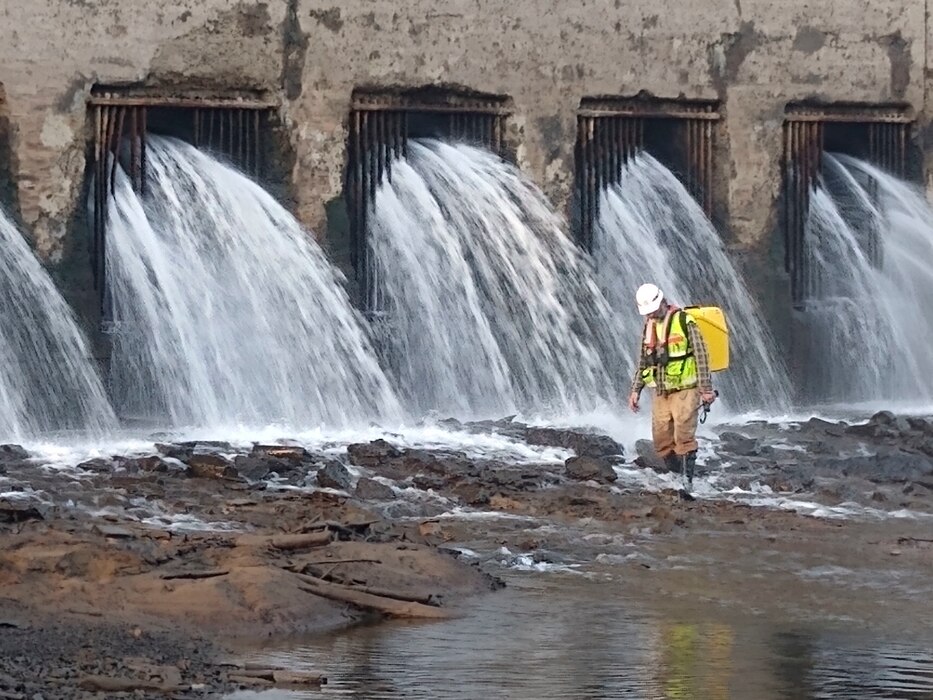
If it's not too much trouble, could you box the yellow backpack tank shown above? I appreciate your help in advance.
[684,306,729,372]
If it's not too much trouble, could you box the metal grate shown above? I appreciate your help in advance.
[346,93,509,313]
[87,93,276,319]
[574,99,719,250]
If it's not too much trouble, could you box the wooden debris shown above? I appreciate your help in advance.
[160,569,229,580]
[269,531,332,551]
[297,573,452,619]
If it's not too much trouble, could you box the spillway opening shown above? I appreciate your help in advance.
[782,104,915,309]
[782,104,925,403]
[344,88,510,310]
[573,96,721,250]
[83,89,279,327]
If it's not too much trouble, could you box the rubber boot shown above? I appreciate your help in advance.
[663,453,681,474]
[682,451,697,489]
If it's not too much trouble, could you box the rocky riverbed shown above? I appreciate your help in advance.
[1,410,932,697]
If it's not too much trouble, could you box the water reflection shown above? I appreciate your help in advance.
[227,575,933,699]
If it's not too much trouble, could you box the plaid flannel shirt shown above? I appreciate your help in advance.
[630,314,713,395]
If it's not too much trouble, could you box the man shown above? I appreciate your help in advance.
[627,283,716,486]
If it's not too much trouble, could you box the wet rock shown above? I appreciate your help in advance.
[250,445,310,464]
[0,445,29,461]
[185,453,238,480]
[76,457,113,473]
[565,456,617,483]
[799,417,847,437]
[233,455,274,482]
[634,440,667,471]
[0,502,43,524]
[316,461,352,490]
[122,456,171,474]
[719,432,760,457]
[354,478,394,501]
[155,443,193,461]
[523,427,624,458]
[347,439,402,467]
[413,474,446,491]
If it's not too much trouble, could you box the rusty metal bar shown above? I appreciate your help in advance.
[253,110,260,176]
[89,96,275,110]
[586,116,597,250]
[898,123,906,176]
[207,109,215,151]
[91,105,102,279]
[140,107,147,194]
[704,119,713,216]
[130,108,140,192]
[109,106,126,195]
[218,109,225,156]
[193,109,201,147]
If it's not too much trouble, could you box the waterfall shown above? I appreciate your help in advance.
[0,207,116,440]
[104,136,401,430]
[367,139,628,419]
[594,152,792,413]
[803,153,933,404]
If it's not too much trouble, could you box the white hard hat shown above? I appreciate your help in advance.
[635,283,664,315]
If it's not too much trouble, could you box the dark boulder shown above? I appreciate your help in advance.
[250,444,310,464]
[718,431,760,457]
[316,460,353,490]
[565,455,617,483]
[354,477,395,501]
[347,439,402,467]
[633,439,668,471]
[233,455,275,482]
[524,427,623,458]
[0,444,30,461]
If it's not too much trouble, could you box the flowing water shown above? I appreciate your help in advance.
[228,574,933,700]
[802,153,933,404]
[367,139,628,420]
[0,207,116,440]
[594,153,792,413]
[104,136,401,430]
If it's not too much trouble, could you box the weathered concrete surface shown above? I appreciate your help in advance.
[0,0,928,263]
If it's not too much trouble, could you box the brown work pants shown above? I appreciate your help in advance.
[651,387,700,457]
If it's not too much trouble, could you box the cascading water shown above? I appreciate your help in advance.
[0,207,116,440]
[104,136,401,429]
[594,152,792,413]
[802,153,933,405]
[367,139,628,419]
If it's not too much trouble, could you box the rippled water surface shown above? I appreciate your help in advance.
[227,574,933,699]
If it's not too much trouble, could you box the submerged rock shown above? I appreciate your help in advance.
[565,456,617,483]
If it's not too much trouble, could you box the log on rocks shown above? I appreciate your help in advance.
[297,574,452,619]
[160,569,229,580]
[270,531,332,551]
[78,675,182,692]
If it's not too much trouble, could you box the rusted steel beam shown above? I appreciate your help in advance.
[89,96,275,110]
[578,108,720,121]
[193,108,201,147]
[140,107,147,194]
[704,119,713,216]
[253,110,260,176]
[785,112,911,124]
[351,101,510,116]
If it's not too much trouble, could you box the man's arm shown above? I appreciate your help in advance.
[631,340,647,395]
[687,320,713,394]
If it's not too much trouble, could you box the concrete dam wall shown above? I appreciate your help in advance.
[0,0,929,373]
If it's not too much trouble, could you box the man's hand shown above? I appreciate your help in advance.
[701,391,717,405]
[628,391,640,413]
